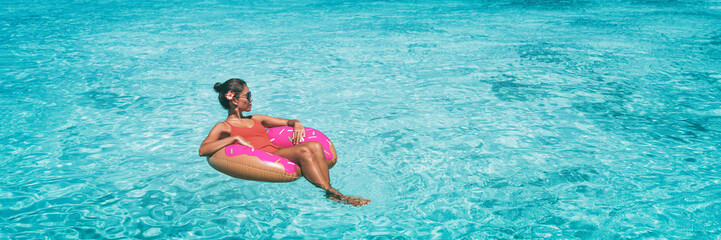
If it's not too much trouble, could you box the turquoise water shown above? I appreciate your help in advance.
[2,0,721,238]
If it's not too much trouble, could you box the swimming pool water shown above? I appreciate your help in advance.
[2,0,721,238]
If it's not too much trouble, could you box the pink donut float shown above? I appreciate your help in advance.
[208,127,338,182]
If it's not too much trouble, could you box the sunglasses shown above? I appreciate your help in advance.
[240,91,251,101]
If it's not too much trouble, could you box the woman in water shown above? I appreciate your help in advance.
[199,78,370,206]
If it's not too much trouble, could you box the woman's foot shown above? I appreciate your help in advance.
[325,189,371,206]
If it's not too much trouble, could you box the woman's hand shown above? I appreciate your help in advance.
[234,136,254,148]
[292,121,305,145]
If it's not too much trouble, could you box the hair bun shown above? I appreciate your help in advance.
[213,82,223,93]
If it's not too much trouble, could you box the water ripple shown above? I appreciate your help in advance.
[2,0,721,238]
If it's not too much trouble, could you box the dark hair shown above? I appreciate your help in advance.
[213,78,247,109]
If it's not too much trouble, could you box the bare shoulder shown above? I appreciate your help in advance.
[250,114,288,128]
[212,121,231,133]
[201,121,232,145]
[251,114,270,121]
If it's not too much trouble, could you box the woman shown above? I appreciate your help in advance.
[199,78,370,206]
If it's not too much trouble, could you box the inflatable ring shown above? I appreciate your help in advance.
[207,127,338,182]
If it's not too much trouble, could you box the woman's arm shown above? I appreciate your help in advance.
[253,114,305,144]
[198,123,254,157]
[253,114,300,128]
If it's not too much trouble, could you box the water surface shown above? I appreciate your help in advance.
[2,0,721,238]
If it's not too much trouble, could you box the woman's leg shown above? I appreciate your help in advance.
[307,141,330,183]
[273,142,370,206]
[274,143,330,190]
